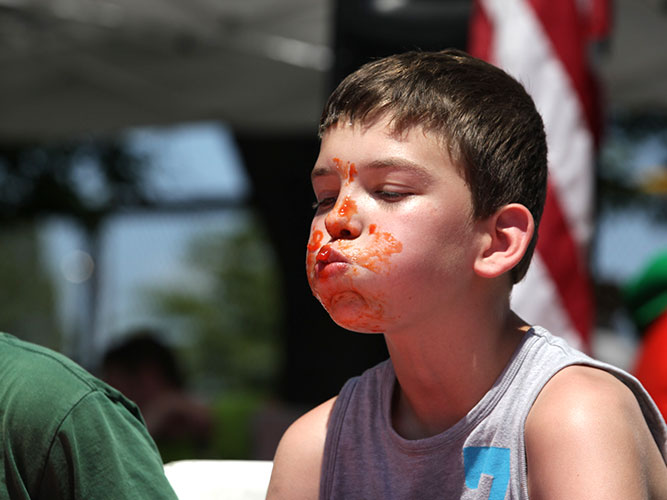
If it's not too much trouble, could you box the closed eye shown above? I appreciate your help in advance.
[312,197,337,212]
[374,191,411,202]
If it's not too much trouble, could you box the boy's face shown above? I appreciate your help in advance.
[307,117,483,334]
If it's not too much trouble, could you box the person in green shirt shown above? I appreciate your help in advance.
[0,332,179,499]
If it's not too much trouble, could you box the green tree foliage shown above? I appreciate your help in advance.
[147,214,283,397]
[0,140,152,227]
[0,139,152,352]
[0,224,62,348]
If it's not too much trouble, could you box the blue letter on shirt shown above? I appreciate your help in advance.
[463,446,510,500]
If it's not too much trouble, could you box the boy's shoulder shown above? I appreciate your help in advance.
[525,364,667,498]
[527,363,642,436]
[267,396,337,500]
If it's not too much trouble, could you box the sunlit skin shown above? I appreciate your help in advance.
[306,117,481,335]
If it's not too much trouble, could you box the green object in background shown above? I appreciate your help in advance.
[157,392,262,463]
[210,392,263,460]
[624,251,667,332]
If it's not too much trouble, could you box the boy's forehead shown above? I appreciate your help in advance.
[321,116,456,157]
[316,119,462,176]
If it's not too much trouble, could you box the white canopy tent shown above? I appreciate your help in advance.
[0,0,332,142]
[0,0,665,144]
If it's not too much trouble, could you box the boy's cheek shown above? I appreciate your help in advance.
[306,229,324,253]
[304,226,404,278]
[337,232,402,274]
[305,229,324,287]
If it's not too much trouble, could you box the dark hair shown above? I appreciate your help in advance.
[319,49,547,283]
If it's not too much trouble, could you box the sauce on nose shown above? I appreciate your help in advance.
[332,157,357,183]
[348,163,358,182]
[332,157,344,174]
[337,196,357,218]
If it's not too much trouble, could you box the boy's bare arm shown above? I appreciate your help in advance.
[266,397,336,500]
[525,365,667,499]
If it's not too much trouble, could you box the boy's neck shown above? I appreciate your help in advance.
[386,310,529,440]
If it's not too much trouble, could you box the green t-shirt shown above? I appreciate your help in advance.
[0,333,178,499]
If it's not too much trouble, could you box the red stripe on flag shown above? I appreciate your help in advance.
[588,0,612,41]
[538,182,594,344]
[527,0,604,146]
[468,0,494,63]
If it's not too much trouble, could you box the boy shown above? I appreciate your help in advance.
[267,49,667,499]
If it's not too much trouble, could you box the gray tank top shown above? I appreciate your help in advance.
[319,326,667,499]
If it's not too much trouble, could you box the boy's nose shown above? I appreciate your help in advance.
[325,196,362,240]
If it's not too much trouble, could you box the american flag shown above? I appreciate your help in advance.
[469,0,610,351]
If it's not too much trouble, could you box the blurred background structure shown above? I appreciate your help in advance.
[0,0,666,460]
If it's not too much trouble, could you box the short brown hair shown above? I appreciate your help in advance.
[319,49,547,283]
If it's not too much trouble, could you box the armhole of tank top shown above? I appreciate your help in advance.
[606,366,667,461]
[319,377,359,500]
[518,359,576,499]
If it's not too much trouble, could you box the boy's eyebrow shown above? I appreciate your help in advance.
[311,157,434,181]
[364,158,434,181]
[311,164,333,179]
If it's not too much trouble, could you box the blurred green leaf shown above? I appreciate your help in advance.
[146,213,283,396]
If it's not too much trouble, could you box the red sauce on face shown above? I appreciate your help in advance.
[317,245,331,262]
[307,152,405,331]
[307,230,323,253]
[307,223,404,332]
[332,157,356,184]
[337,196,357,218]
[337,230,402,274]
[348,163,358,182]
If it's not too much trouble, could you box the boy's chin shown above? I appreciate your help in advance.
[333,319,385,335]
[320,290,388,334]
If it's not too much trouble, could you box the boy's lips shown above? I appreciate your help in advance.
[315,245,349,277]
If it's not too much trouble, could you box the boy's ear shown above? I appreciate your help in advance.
[473,203,535,279]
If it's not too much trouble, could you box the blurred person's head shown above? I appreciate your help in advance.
[102,328,184,407]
